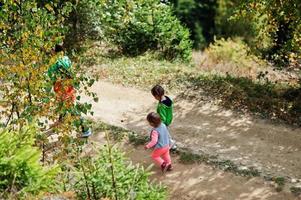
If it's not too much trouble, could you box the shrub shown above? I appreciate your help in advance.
[201,38,267,78]
[64,0,103,49]
[100,0,192,61]
[170,0,216,48]
[0,125,59,199]
[75,142,166,200]
[235,0,301,68]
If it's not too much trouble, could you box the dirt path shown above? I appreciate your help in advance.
[83,81,301,199]
[90,132,297,200]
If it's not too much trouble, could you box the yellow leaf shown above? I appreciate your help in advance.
[45,4,54,12]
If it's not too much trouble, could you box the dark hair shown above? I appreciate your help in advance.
[147,112,161,127]
[54,44,64,53]
[151,85,164,97]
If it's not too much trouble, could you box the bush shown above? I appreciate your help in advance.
[170,0,216,47]
[75,143,166,200]
[64,0,103,49]
[0,125,59,199]
[235,0,301,68]
[100,0,192,61]
[202,38,267,78]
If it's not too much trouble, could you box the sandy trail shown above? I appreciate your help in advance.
[90,133,297,200]
[83,81,301,199]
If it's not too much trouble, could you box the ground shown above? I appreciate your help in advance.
[82,81,301,200]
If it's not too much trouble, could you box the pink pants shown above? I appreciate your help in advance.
[151,146,171,166]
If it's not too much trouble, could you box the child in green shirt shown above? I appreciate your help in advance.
[48,44,91,137]
[151,85,177,150]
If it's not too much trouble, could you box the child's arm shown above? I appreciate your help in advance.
[145,130,159,149]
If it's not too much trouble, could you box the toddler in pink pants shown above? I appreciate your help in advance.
[145,112,172,172]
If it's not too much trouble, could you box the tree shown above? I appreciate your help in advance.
[99,0,192,61]
[0,124,59,199]
[0,1,97,166]
[0,1,68,126]
[74,138,166,200]
[169,0,217,49]
[235,0,301,67]
[64,0,103,50]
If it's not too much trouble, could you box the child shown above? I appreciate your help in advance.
[48,44,91,137]
[151,85,177,150]
[145,112,172,172]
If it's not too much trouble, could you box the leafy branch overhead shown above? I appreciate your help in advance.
[0,1,97,132]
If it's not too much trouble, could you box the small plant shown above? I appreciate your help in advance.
[74,134,166,200]
[179,151,208,164]
[128,133,149,146]
[92,121,128,142]
[202,38,267,79]
[273,176,286,192]
[0,124,59,199]
[290,186,301,196]
[179,149,260,177]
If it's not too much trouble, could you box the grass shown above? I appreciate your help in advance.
[273,176,286,192]
[185,74,301,125]
[83,42,301,126]
[290,186,301,196]
[92,121,130,142]
[179,150,260,177]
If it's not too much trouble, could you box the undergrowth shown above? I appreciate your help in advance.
[179,150,260,177]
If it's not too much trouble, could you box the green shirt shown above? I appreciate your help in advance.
[47,56,72,82]
[157,97,173,126]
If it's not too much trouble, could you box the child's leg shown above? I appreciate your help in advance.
[151,148,165,166]
[161,146,171,165]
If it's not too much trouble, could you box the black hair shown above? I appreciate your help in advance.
[151,85,164,97]
[147,112,161,127]
[54,44,64,53]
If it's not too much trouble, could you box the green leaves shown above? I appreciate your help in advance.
[236,0,301,67]
[99,0,192,61]
[74,143,166,200]
[0,125,59,198]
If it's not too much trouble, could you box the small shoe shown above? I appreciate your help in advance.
[171,143,177,151]
[167,164,173,171]
[161,162,168,173]
[81,128,92,138]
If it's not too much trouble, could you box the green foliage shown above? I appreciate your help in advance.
[215,0,265,46]
[290,186,301,196]
[204,38,267,77]
[92,121,129,141]
[0,125,59,199]
[0,0,70,127]
[273,176,285,192]
[99,0,192,61]
[128,133,149,146]
[74,142,166,200]
[235,0,301,67]
[170,0,217,48]
[0,0,97,134]
[179,151,205,164]
[64,0,103,49]
[193,23,206,50]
